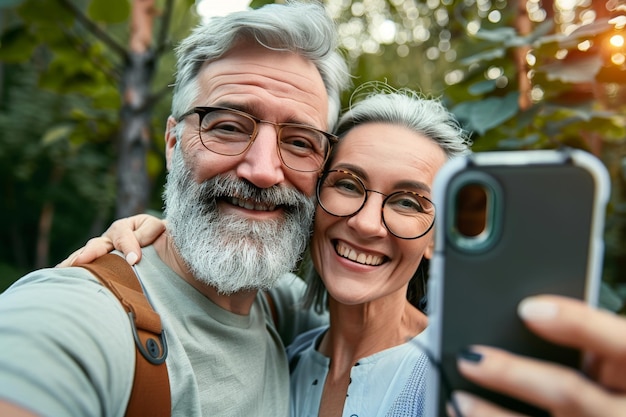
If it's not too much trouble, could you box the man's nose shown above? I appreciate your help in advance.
[235,124,285,189]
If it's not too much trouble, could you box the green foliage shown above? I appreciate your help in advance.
[0,25,38,62]
[451,92,520,136]
[448,11,625,307]
[87,0,129,23]
[0,0,197,273]
[333,0,626,310]
[0,0,25,8]
[0,63,117,269]
[0,262,27,293]
[0,0,624,311]
[249,0,274,8]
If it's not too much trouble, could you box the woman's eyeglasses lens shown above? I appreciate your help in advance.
[317,170,435,239]
[198,108,329,172]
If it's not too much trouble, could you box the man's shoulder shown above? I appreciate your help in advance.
[1,262,136,351]
[9,263,109,292]
[0,264,135,417]
[2,263,133,334]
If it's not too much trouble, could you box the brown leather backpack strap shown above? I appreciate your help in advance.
[80,253,171,417]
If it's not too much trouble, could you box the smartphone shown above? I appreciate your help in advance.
[424,148,610,417]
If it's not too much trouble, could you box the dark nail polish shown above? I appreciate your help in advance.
[458,348,483,363]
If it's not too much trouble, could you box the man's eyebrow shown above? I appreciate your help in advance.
[210,101,250,113]
[210,101,317,127]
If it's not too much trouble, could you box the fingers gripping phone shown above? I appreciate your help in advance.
[425,149,610,417]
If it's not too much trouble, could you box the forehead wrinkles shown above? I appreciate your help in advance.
[198,56,328,127]
[335,125,445,192]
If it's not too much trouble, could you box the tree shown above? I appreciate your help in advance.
[53,0,195,218]
[1,0,624,309]
[0,0,195,276]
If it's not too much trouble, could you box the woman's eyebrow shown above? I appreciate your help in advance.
[330,163,369,181]
[394,180,431,194]
[329,163,432,194]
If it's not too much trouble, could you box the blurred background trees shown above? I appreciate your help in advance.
[1,0,624,310]
[1,0,196,276]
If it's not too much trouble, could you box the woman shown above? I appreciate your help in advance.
[61,84,471,416]
[286,85,470,417]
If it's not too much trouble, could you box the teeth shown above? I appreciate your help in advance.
[336,242,384,266]
[228,197,276,211]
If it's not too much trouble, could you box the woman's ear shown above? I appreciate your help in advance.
[165,116,178,171]
[424,235,435,260]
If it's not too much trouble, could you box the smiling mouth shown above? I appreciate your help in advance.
[226,196,277,211]
[335,241,386,266]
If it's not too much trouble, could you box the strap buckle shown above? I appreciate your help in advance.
[128,312,168,365]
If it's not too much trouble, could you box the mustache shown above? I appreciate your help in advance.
[196,175,310,210]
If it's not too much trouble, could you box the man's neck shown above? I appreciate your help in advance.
[152,233,258,315]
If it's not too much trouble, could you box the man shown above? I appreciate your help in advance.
[0,2,350,416]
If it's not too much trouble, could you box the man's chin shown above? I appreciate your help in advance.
[192,269,284,294]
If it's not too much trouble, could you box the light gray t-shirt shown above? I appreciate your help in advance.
[0,245,326,417]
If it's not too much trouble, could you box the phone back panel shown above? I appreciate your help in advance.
[426,149,609,417]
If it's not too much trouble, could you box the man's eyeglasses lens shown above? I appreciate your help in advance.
[193,107,331,172]
[317,170,435,239]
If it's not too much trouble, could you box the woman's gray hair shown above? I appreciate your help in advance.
[335,82,471,160]
[171,1,351,132]
[303,82,472,314]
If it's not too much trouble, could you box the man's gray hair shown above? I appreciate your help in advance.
[171,1,351,132]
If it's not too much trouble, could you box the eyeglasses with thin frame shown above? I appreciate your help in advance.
[316,169,436,239]
[176,106,338,173]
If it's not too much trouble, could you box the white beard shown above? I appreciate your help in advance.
[163,147,315,294]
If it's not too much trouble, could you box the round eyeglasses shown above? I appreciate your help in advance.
[316,169,436,239]
[177,106,338,173]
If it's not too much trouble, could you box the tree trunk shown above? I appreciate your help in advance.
[514,0,532,111]
[36,201,55,269]
[115,0,156,218]
[36,165,64,268]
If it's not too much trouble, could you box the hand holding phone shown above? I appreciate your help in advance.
[425,148,610,417]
